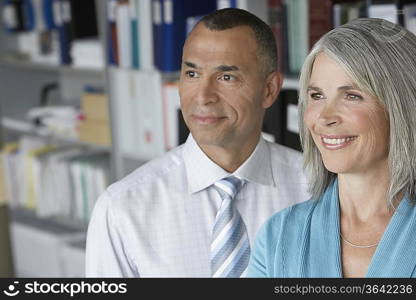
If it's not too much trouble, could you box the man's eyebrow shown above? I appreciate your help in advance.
[182,62,240,72]
[216,65,239,72]
[183,61,198,68]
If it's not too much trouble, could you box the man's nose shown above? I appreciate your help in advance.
[193,78,219,105]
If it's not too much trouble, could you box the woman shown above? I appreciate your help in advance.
[248,18,416,277]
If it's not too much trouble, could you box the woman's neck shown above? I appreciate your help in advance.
[338,163,392,221]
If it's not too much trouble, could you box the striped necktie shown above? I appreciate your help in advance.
[211,176,250,277]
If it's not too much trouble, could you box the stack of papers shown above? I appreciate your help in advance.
[71,38,104,69]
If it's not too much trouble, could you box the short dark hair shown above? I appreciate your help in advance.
[198,8,277,75]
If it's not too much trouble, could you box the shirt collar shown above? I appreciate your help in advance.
[183,134,275,194]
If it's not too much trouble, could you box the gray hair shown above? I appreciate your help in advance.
[298,18,416,205]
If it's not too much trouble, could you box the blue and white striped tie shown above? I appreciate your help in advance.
[211,176,250,278]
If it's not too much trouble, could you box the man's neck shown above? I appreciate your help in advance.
[198,137,260,173]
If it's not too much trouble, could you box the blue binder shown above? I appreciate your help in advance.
[54,0,97,65]
[22,0,35,30]
[155,0,216,72]
[56,0,72,64]
[42,0,58,29]
[107,0,118,66]
[152,0,163,71]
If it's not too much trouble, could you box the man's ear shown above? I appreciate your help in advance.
[262,71,283,109]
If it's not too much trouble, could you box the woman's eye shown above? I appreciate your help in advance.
[346,93,363,101]
[309,93,324,100]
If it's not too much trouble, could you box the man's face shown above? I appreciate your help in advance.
[179,24,274,152]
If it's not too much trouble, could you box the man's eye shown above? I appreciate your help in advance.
[185,70,199,78]
[220,74,235,81]
[309,93,324,100]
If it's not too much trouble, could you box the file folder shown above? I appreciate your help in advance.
[154,0,216,72]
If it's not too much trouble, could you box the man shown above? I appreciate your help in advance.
[86,8,309,277]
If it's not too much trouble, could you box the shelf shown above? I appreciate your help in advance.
[0,58,104,77]
[1,117,111,151]
[9,207,87,234]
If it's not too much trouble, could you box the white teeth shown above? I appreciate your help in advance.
[323,137,356,145]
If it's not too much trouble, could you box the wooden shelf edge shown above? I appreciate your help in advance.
[0,59,104,76]
[1,117,111,151]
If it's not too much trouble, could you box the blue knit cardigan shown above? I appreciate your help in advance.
[248,179,416,277]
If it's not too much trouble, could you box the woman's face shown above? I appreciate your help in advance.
[304,52,390,175]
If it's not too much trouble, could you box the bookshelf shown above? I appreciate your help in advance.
[0,0,109,277]
[0,205,13,277]
[282,77,300,90]
[0,58,104,75]
[1,117,111,151]
[1,0,415,278]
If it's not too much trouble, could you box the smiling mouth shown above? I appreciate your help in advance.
[321,136,357,149]
[193,115,226,124]
[322,136,357,144]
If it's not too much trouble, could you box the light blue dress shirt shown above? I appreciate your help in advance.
[248,178,416,277]
[85,134,309,277]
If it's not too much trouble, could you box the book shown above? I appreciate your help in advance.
[1,143,20,208]
[38,147,83,218]
[107,0,119,65]
[111,68,166,159]
[70,38,104,69]
[286,0,308,75]
[0,159,6,206]
[368,3,398,24]
[404,3,416,34]
[268,0,285,74]
[55,0,72,64]
[217,0,237,10]
[68,0,97,39]
[131,70,165,159]
[54,0,98,65]
[42,0,58,29]
[151,0,163,71]
[18,136,48,209]
[109,67,139,155]
[309,0,333,49]
[162,82,181,150]
[78,120,112,146]
[115,0,132,69]
[333,0,366,27]
[69,152,109,222]
[217,0,268,22]
[81,91,109,122]
[137,0,154,70]
[130,0,140,69]
[154,0,217,72]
